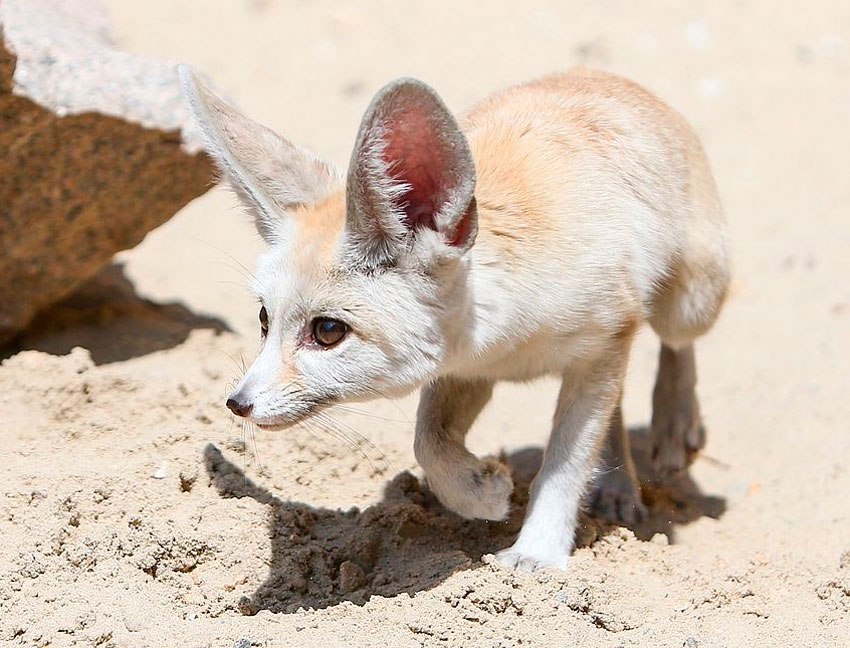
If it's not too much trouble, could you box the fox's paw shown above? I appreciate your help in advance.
[426,456,513,521]
[590,466,647,525]
[492,545,570,573]
[650,396,705,480]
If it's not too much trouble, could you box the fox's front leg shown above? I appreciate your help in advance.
[414,377,513,521]
[497,349,628,571]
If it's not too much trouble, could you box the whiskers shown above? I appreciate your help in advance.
[359,385,416,428]
[218,374,406,482]
[221,372,265,482]
[199,239,258,285]
[218,349,248,378]
[240,418,265,478]
[332,404,410,424]
[300,408,391,477]
[295,384,415,478]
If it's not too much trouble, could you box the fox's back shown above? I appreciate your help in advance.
[460,69,717,322]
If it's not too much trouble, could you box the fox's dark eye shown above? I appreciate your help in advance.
[311,318,349,347]
[259,306,269,336]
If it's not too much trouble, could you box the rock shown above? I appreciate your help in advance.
[0,0,214,345]
[338,560,367,593]
[179,467,198,492]
[122,612,146,633]
[151,463,168,480]
[650,532,670,546]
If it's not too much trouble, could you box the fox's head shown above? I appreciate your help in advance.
[179,67,478,429]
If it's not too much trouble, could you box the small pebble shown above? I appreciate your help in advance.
[123,613,145,632]
[339,560,367,593]
[237,596,258,616]
[152,463,168,480]
[179,468,198,492]
[651,533,670,546]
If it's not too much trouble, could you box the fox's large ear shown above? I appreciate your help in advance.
[178,65,340,244]
[344,78,477,266]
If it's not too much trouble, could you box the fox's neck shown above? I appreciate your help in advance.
[434,248,517,378]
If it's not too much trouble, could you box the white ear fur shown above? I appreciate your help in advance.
[344,77,477,267]
[178,65,340,243]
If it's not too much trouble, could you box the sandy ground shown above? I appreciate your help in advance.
[2,1,850,646]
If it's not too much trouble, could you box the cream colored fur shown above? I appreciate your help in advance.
[179,65,730,572]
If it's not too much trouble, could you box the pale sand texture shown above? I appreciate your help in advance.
[2,1,849,646]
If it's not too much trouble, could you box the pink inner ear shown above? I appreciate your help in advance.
[447,199,475,247]
[382,108,450,232]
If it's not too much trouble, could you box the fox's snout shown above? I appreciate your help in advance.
[225,393,253,418]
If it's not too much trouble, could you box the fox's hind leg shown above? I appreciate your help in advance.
[590,397,647,524]
[648,343,705,478]
[648,158,730,479]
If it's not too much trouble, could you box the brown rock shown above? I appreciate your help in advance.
[338,560,367,593]
[0,0,214,345]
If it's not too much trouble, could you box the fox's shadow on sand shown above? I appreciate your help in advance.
[204,426,725,615]
[2,263,229,365]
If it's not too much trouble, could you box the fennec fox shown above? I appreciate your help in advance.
[180,66,729,571]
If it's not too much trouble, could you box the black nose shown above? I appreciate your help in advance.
[226,396,253,418]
